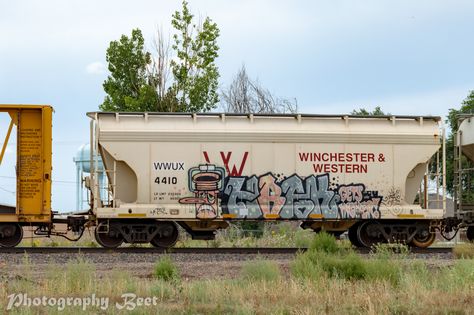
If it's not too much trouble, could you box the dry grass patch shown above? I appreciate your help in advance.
[453,242,474,259]
[240,259,281,282]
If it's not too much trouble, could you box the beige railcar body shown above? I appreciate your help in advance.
[88,113,444,222]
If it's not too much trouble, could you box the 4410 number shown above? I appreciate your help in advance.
[154,177,178,185]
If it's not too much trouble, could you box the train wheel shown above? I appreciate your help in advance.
[95,222,123,248]
[467,226,474,242]
[0,224,23,247]
[356,221,385,248]
[410,225,435,248]
[411,232,435,248]
[348,222,363,247]
[150,222,179,248]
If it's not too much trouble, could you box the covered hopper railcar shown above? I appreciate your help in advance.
[87,112,447,248]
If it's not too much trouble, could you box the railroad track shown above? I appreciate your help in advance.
[0,246,454,255]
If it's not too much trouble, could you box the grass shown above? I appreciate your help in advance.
[309,229,341,253]
[0,236,472,315]
[240,259,281,282]
[4,231,474,313]
[169,222,316,249]
[453,242,474,258]
[153,256,180,281]
[44,256,97,294]
[370,242,410,258]
[291,232,403,284]
[1,255,473,314]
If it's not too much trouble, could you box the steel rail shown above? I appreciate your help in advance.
[0,247,453,255]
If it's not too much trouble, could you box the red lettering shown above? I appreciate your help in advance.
[345,164,352,173]
[352,164,359,173]
[203,151,249,176]
[203,151,211,163]
[299,152,310,161]
[313,164,324,172]
[219,151,249,176]
[312,163,369,174]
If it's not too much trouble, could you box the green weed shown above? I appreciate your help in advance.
[290,252,325,281]
[370,242,409,259]
[309,231,340,254]
[154,256,180,281]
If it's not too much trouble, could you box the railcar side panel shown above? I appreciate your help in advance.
[0,105,52,223]
[89,113,443,222]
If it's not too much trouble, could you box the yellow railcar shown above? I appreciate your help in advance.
[0,105,52,246]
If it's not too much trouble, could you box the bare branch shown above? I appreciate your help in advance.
[221,65,298,114]
[149,27,171,101]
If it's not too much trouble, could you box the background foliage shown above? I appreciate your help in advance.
[100,1,220,113]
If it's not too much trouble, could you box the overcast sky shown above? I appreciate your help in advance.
[1,0,473,211]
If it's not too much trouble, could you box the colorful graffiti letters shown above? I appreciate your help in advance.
[221,173,381,219]
[338,184,381,219]
[223,176,261,218]
[180,164,382,220]
[279,174,339,219]
[257,174,286,217]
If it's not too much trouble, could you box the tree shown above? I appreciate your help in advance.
[100,29,158,112]
[101,1,220,113]
[168,0,220,112]
[351,106,387,116]
[221,65,298,114]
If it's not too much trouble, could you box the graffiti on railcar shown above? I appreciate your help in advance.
[337,184,382,219]
[179,164,382,219]
[178,164,226,219]
[279,174,338,219]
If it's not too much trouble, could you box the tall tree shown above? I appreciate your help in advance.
[101,1,220,113]
[221,65,298,114]
[100,29,158,112]
[168,0,220,112]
